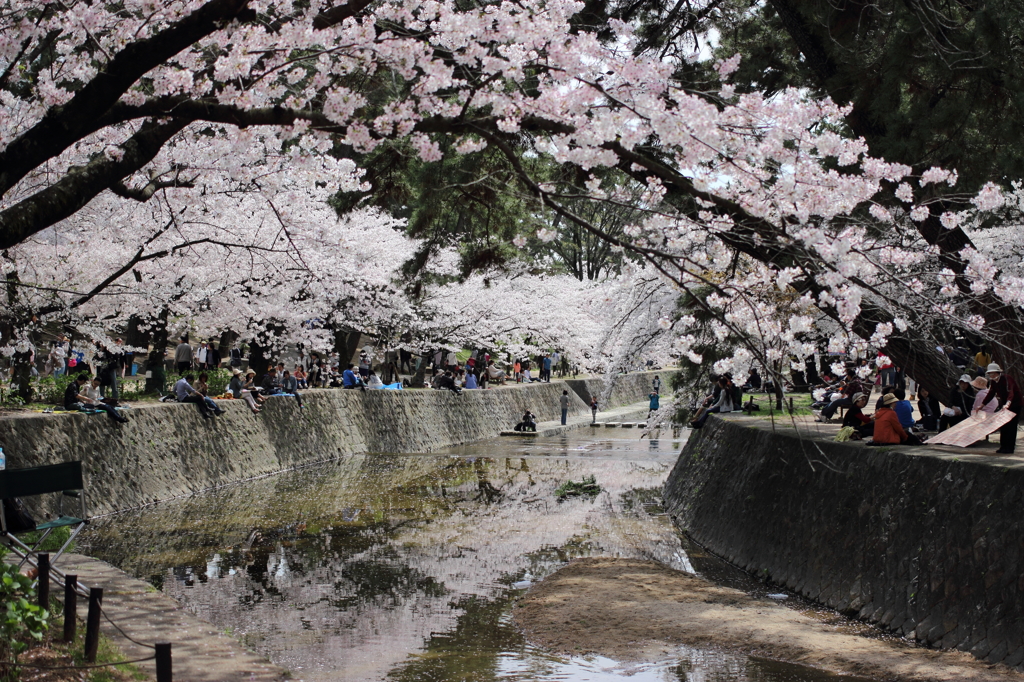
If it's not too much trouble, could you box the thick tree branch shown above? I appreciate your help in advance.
[0,119,189,250]
[0,0,254,197]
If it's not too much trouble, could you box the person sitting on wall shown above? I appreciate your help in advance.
[917,387,941,431]
[870,393,923,445]
[195,372,225,415]
[514,409,537,432]
[260,367,283,396]
[174,373,219,419]
[939,374,975,432]
[436,371,462,394]
[64,373,128,423]
[365,371,384,389]
[892,388,916,431]
[465,371,478,389]
[280,369,305,409]
[342,363,365,391]
[841,392,872,438]
[229,368,261,414]
[242,370,267,404]
[691,376,738,429]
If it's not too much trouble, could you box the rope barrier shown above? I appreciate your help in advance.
[100,606,157,650]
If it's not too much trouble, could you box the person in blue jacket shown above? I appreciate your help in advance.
[892,388,916,430]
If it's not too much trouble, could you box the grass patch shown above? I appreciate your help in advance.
[555,475,602,501]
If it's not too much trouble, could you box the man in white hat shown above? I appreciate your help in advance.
[980,363,1022,454]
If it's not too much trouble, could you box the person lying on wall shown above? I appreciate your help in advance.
[64,373,128,423]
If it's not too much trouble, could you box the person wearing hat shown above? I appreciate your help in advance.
[871,393,920,445]
[939,374,975,432]
[970,376,996,415]
[841,392,873,437]
[980,363,1022,454]
[229,367,261,414]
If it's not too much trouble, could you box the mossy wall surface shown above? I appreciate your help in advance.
[663,416,1024,668]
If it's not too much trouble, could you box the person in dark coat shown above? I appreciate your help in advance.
[980,363,1023,454]
[939,374,975,432]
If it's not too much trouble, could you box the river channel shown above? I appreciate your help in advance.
[78,430,872,682]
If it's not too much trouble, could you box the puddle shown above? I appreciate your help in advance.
[79,432,873,682]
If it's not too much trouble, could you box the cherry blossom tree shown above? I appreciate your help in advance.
[2,0,1024,399]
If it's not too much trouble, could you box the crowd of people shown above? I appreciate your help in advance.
[807,355,1021,453]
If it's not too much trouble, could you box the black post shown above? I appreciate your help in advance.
[155,642,172,682]
[64,575,78,643]
[37,553,50,612]
[84,587,103,662]
[788,397,794,414]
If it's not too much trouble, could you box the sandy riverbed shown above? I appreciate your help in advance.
[513,557,1024,681]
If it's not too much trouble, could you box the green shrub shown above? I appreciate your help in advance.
[0,563,49,679]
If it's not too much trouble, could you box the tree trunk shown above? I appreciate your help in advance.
[249,340,270,380]
[11,349,33,402]
[144,308,170,393]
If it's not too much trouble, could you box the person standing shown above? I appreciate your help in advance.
[175,336,193,373]
[542,354,552,382]
[196,341,209,370]
[207,342,221,370]
[981,363,1022,454]
[652,375,662,393]
[559,390,570,425]
[229,343,243,369]
[590,396,599,424]
[648,391,660,418]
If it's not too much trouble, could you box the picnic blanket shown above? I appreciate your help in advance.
[926,410,1017,447]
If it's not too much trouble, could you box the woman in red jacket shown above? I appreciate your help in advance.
[872,393,924,445]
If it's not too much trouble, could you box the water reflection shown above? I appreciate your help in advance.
[79,432,868,682]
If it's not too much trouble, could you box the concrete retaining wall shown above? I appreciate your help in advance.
[2,381,593,516]
[663,416,1024,669]
[564,370,668,408]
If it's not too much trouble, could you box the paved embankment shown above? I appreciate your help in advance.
[2,371,668,516]
[664,414,1024,670]
[58,554,288,682]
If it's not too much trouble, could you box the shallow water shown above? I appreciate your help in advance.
[79,431,871,682]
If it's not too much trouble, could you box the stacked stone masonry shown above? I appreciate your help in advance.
[663,415,1024,669]
[1,371,666,516]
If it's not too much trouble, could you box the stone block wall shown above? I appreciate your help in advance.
[1,381,590,515]
[565,370,669,408]
[663,415,1024,668]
